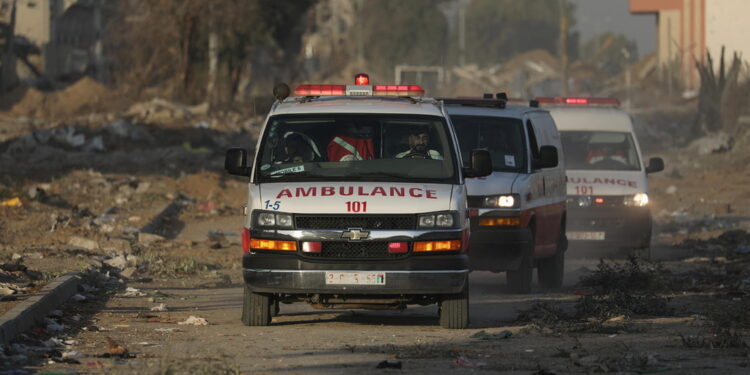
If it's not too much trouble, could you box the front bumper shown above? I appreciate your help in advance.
[467,216,531,272]
[566,204,652,249]
[244,268,468,294]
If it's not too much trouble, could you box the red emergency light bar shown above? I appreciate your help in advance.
[294,84,346,96]
[535,97,620,106]
[372,85,425,97]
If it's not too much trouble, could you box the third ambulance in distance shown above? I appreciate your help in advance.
[538,97,664,258]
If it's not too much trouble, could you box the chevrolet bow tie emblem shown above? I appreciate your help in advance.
[341,228,369,241]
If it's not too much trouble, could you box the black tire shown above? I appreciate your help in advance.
[439,285,469,329]
[507,231,533,294]
[538,229,566,289]
[241,284,272,326]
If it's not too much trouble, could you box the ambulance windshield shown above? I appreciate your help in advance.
[560,131,641,171]
[450,115,526,173]
[256,114,458,183]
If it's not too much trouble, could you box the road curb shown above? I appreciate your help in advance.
[0,272,81,346]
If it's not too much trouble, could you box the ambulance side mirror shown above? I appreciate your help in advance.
[464,149,492,178]
[646,157,664,174]
[225,148,251,176]
[535,145,559,169]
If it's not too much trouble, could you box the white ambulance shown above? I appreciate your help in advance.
[538,97,664,258]
[224,74,492,329]
[445,97,567,294]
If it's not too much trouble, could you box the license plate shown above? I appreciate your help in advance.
[567,231,606,240]
[325,272,386,285]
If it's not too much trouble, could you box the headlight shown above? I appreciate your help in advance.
[624,193,649,207]
[483,194,519,208]
[256,212,294,228]
[419,215,436,227]
[419,213,455,228]
[577,196,592,207]
[436,213,454,227]
[257,212,276,226]
[275,213,293,228]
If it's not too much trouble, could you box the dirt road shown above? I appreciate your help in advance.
[24,247,749,375]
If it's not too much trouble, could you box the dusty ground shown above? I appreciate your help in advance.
[0,96,749,373]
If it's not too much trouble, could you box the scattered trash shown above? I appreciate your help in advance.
[104,255,129,270]
[150,303,168,312]
[106,337,129,356]
[470,330,512,340]
[71,293,87,302]
[453,356,486,368]
[44,318,65,332]
[178,316,209,326]
[1,197,22,207]
[122,287,145,297]
[154,328,183,333]
[375,360,402,369]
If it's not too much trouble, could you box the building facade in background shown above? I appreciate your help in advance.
[12,0,106,85]
[630,0,749,90]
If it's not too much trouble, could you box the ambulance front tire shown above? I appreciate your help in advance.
[507,229,533,294]
[537,228,566,289]
[242,284,272,326]
[439,284,469,329]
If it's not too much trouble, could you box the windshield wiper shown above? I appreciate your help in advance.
[355,172,415,181]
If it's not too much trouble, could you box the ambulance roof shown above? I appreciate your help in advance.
[444,103,547,118]
[546,107,634,132]
[270,97,446,117]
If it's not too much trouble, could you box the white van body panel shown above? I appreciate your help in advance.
[566,170,648,196]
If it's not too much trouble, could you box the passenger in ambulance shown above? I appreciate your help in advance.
[278,132,322,164]
[586,142,627,167]
[327,121,376,161]
[395,127,443,160]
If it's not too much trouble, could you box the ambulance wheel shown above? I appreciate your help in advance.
[538,230,566,289]
[439,285,469,329]
[507,233,533,294]
[241,284,272,326]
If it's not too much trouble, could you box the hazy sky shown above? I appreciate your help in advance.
[569,0,656,57]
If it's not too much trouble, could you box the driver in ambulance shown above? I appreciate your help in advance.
[395,127,443,160]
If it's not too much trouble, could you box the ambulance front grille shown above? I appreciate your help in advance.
[303,241,407,259]
[295,215,416,230]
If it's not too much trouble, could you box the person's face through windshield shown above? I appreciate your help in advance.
[409,132,430,153]
[283,134,311,163]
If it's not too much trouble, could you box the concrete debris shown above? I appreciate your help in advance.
[150,303,168,312]
[177,316,209,326]
[122,287,145,297]
[61,350,84,360]
[154,328,182,333]
[0,286,15,296]
[138,232,165,246]
[104,255,128,270]
[691,132,733,155]
[120,267,137,279]
[68,236,99,251]
[101,238,132,255]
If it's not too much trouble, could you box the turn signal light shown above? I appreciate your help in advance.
[478,217,521,227]
[249,238,297,251]
[413,240,461,252]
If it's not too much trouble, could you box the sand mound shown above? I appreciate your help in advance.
[6,77,112,119]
